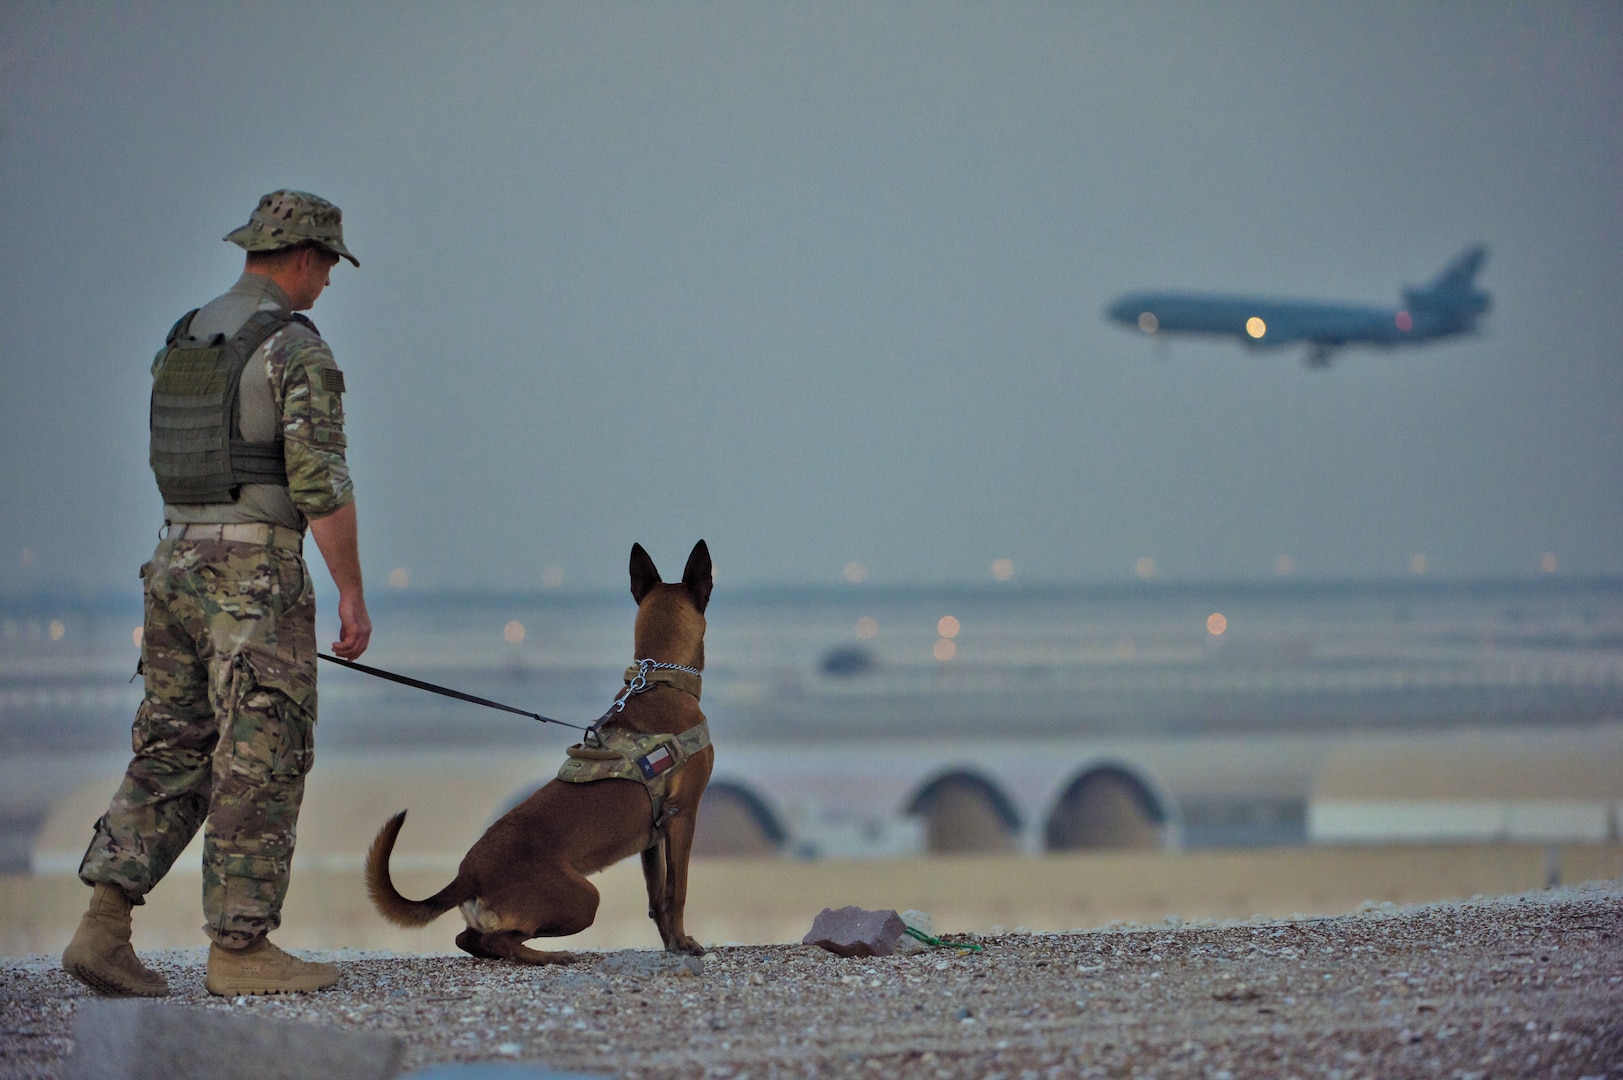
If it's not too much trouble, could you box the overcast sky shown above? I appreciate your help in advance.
[2,2,1620,594]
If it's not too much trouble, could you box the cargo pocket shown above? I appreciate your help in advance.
[210,850,293,943]
[272,550,312,620]
[222,644,318,783]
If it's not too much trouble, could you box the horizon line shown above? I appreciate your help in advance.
[3,571,1620,614]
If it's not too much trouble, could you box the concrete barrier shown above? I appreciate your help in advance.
[66,999,401,1080]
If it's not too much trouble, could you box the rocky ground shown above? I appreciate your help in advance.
[2,883,1620,1080]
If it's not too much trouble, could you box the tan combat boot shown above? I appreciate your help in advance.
[61,883,169,997]
[204,937,339,995]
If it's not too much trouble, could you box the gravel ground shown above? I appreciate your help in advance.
[3,882,1620,1080]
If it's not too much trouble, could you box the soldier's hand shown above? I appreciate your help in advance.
[332,591,372,660]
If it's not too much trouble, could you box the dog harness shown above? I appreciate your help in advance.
[556,660,710,848]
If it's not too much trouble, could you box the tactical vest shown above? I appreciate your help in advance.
[149,309,314,505]
[556,665,710,849]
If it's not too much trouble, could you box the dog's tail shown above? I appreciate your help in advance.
[364,810,475,928]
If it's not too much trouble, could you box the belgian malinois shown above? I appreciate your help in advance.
[364,540,714,963]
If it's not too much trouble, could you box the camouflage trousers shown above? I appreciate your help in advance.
[78,536,318,948]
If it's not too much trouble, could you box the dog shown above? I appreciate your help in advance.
[364,540,714,963]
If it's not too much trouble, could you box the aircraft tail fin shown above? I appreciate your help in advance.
[1424,245,1488,294]
[1403,245,1490,319]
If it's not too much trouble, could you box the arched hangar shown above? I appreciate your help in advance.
[697,741,1179,858]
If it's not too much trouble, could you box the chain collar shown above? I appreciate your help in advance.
[621,657,702,700]
[585,658,702,747]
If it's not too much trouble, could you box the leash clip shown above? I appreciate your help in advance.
[626,658,654,697]
[607,658,656,720]
[594,657,702,739]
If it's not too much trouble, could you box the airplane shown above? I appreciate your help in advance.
[1106,246,1490,367]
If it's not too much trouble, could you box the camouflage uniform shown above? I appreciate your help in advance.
[78,192,356,948]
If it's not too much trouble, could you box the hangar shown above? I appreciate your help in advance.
[690,740,1180,858]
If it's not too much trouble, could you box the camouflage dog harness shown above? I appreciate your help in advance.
[556,660,709,848]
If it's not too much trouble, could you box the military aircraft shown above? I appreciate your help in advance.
[1106,246,1490,367]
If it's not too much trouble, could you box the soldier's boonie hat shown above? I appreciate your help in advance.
[223,189,359,268]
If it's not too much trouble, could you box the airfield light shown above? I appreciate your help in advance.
[503,620,526,644]
[1246,317,1267,339]
[842,561,868,584]
[1541,552,1558,574]
[132,626,143,648]
[938,615,961,639]
[49,619,66,642]
[1138,312,1159,334]
[933,638,957,661]
[1206,612,1227,636]
[991,557,1015,581]
[855,616,879,639]
[1134,556,1156,580]
[386,566,410,589]
[1409,553,1429,576]
[1395,310,1413,332]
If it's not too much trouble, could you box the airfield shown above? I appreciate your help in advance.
[5,724,1621,957]
[4,576,1621,959]
[4,579,1622,1080]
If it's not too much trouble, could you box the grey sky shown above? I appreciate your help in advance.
[2,2,1620,593]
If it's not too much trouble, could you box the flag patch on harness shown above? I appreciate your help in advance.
[638,746,675,779]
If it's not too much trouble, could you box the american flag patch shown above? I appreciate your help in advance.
[320,368,346,393]
[638,746,675,779]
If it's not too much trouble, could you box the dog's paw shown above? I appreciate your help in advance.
[669,936,707,957]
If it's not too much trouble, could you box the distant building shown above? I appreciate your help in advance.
[1309,730,1623,844]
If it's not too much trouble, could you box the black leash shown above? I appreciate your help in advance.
[317,652,593,733]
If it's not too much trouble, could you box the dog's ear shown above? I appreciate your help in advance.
[681,539,713,613]
[629,543,662,604]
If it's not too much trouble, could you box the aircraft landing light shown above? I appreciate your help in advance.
[1138,312,1159,333]
[1246,317,1267,339]
[1396,310,1413,331]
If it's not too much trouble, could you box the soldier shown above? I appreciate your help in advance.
[62,190,372,997]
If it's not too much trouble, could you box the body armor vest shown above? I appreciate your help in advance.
[149,309,314,505]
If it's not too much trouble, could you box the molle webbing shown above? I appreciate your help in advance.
[556,721,711,847]
[149,309,314,505]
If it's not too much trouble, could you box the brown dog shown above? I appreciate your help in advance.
[364,540,714,963]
